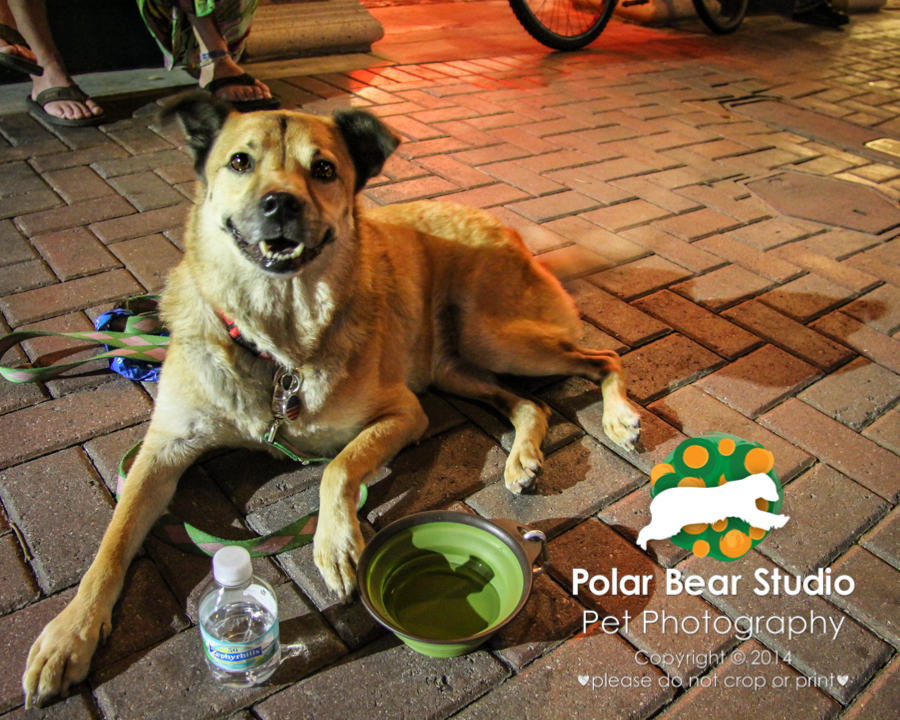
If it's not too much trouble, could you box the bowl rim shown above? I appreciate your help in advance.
[356,510,536,645]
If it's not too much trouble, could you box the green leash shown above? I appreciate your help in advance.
[117,442,365,558]
[0,296,358,557]
[0,296,168,383]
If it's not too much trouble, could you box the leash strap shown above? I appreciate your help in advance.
[0,294,347,557]
[118,443,363,558]
[0,296,168,383]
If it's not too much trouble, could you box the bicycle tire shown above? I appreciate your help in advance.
[508,0,617,51]
[691,0,748,33]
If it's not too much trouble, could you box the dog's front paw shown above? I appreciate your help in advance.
[505,439,543,494]
[603,400,641,451]
[23,599,110,708]
[314,512,364,602]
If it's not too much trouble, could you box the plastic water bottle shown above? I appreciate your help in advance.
[199,546,281,686]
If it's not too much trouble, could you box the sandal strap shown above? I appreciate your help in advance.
[203,73,258,94]
[0,23,29,49]
[32,85,89,107]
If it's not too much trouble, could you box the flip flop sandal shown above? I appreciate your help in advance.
[0,23,42,76]
[26,86,105,127]
[202,73,280,113]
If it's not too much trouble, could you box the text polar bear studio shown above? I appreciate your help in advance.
[636,473,790,550]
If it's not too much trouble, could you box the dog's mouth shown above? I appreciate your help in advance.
[227,220,334,275]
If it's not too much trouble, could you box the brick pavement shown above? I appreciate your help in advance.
[1,3,900,719]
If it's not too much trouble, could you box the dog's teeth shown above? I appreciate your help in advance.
[289,243,305,258]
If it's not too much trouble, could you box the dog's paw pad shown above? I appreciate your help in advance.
[505,442,542,494]
[603,402,641,451]
[314,521,363,602]
[23,605,106,708]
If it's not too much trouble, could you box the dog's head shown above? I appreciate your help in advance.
[161,91,400,277]
[745,473,780,502]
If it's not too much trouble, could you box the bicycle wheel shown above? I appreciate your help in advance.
[508,0,617,51]
[691,0,748,33]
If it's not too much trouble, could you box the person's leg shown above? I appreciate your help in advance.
[177,0,271,103]
[0,0,38,66]
[7,0,102,121]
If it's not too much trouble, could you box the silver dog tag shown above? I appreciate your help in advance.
[272,366,302,423]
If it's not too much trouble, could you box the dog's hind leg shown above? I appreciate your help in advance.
[462,319,640,451]
[22,426,202,708]
[314,388,429,600]
[434,363,550,493]
[741,508,790,530]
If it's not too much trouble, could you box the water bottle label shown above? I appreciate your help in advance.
[201,622,280,673]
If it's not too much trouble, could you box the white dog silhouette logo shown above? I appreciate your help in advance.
[637,473,790,550]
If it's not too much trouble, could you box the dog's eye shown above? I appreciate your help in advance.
[230,153,253,173]
[312,160,336,181]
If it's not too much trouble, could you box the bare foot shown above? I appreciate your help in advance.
[31,63,102,122]
[0,37,36,65]
[199,55,272,103]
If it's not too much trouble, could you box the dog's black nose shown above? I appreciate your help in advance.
[261,192,302,220]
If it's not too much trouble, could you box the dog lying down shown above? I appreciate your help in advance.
[637,473,790,550]
[22,91,641,706]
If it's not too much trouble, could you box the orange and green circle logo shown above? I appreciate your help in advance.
[649,433,783,561]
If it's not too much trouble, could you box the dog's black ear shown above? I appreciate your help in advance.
[333,109,401,193]
[159,90,233,178]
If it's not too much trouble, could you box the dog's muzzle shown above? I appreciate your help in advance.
[226,191,335,275]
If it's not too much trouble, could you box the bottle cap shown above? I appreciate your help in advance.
[212,546,253,586]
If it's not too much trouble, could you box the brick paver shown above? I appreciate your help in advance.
[467,435,644,539]
[539,376,687,475]
[1,7,900,719]
[549,519,738,682]
[255,635,506,720]
[841,657,900,720]
[683,551,892,705]
[454,630,672,720]
[94,586,345,720]
[797,356,900,431]
[0,268,143,325]
[0,533,38,616]
[723,299,854,372]
[565,279,670,347]
[760,398,900,501]
[756,272,857,323]
[488,572,583,671]
[621,333,726,405]
[671,264,774,312]
[694,344,821,418]
[30,226,120,281]
[812,310,900,375]
[586,256,692,301]
[650,385,814,483]
[659,639,840,720]
[862,505,900,571]
[758,463,889,574]
[633,290,762,360]
[829,546,900,649]
[0,448,113,593]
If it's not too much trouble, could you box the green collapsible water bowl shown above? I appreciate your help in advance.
[357,511,548,658]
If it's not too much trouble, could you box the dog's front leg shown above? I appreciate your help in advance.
[314,392,428,601]
[22,430,200,708]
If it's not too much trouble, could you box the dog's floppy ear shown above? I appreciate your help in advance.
[159,90,233,178]
[333,109,401,193]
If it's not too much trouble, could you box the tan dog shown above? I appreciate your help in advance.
[22,92,640,706]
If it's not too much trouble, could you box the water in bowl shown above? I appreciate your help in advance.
[383,552,502,639]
